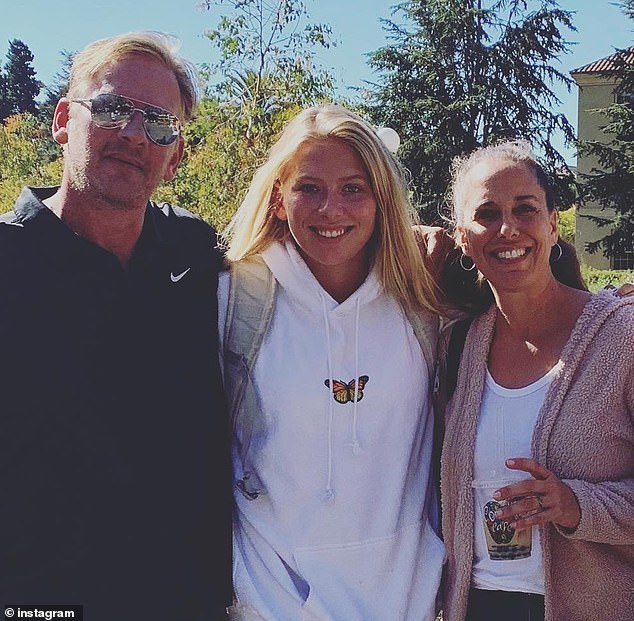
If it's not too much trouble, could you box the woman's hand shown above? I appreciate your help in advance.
[615,282,634,297]
[493,458,581,531]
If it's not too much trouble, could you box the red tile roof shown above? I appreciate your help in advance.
[571,46,634,74]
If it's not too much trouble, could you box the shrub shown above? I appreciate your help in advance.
[558,206,575,245]
[581,265,634,293]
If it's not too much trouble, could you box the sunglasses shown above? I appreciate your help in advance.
[72,93,182,146]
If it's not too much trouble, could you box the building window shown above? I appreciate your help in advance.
[612,249,634,270]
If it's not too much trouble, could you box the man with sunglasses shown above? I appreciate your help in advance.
[0,32,232,620]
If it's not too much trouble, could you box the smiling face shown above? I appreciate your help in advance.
[274,137,378,297]
[53,53,184,211]
[455,157,558,294]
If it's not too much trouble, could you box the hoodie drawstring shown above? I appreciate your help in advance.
[321,292,336,502]
[321,293,364,502]
[350,297,362,456]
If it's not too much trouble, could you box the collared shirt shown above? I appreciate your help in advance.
[0,187,232,620]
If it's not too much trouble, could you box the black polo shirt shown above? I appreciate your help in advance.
[0,188,232,620]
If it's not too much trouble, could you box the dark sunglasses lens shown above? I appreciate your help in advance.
[91,94,133,127]
[143,108,179,145]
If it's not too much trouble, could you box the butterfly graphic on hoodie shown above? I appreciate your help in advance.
[324,376,370,404]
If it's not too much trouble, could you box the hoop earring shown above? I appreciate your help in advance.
[459,254,477,271]
[550,242,562,262]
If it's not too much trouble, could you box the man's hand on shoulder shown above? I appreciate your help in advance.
[412,225,456,279]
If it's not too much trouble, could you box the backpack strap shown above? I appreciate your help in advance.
[404,306,444,534]
[224,255,277,390]
[445,316,473,400]
[404,307,440,388]
[223,255,276,500]
[426,315,473,529]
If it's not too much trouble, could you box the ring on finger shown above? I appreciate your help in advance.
[536,495,544,511]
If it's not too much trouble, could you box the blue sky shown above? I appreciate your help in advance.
[1,0,632,163]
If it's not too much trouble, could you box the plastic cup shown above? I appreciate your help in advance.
[472,479,532,561]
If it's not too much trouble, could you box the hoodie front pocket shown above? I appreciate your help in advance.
[295,519,445,621]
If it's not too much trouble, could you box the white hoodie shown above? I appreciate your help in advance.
[218,241,445,621]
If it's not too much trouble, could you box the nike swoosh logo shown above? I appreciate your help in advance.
[170,268,191,283]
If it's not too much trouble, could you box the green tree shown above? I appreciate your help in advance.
[201,0,335,106]
[0,40,41,120]
[157,0,338,229]
[0,72,8,120]
[366,0,576,222]
[38,50,74,123]
[577,0,634,261]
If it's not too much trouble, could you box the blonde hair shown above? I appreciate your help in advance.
[68,31,200,122]
[224,104,442,314]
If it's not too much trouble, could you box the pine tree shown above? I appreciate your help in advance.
[0,40,41,120]
[577,0,634,263]
[0,71,9,120]
[38,50,74,124]
[366,0,576,221]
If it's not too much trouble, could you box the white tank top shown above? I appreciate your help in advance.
[471,364,560,595]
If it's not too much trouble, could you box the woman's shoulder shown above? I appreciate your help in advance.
[586,290,634,326]
[573,291,634,358]
[218,253,272,306]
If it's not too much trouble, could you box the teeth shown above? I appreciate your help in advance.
[315,228,346,238]
[497,248,526,259]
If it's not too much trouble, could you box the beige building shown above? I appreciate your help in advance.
[571,46,634,269]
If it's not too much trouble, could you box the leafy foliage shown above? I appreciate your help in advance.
[366,0,577,223]
[558,205,575,245]
[0,41,55,212]
[576,0,634,259]
[0,113,63,210]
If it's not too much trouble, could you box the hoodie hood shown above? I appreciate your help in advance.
[261,240,382,317]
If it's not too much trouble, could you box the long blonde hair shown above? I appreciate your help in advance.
[224,104,442,314]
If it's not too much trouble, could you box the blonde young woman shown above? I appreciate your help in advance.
[440,141,634,621]
[219,104,445,621]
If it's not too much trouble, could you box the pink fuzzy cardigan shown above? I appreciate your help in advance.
[440,291,634,621]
